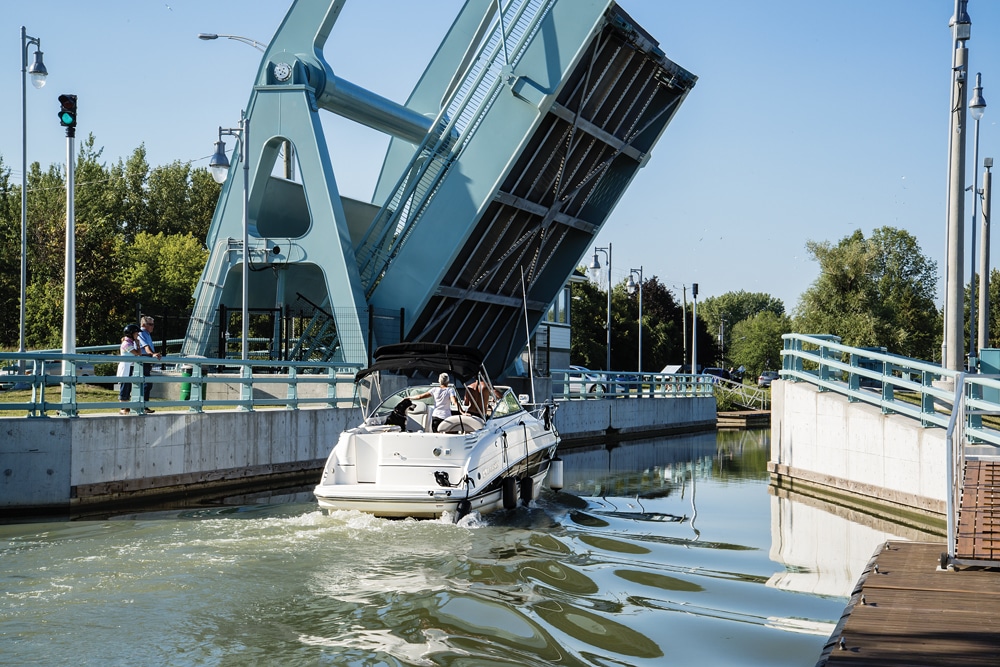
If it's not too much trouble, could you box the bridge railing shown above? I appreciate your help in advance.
[781,333,1000,446]
[0,351,361,417]
[550,369,715,400]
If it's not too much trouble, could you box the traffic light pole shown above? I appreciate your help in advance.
[60,108,76,412]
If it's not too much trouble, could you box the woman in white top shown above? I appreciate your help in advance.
[414,372,460,432]
[117,324,142,414]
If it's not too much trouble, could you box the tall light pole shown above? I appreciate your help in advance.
[691,283,699,374]
[198,32,294,181]
[943,1,971,371]
[627,267,643,372]
[969,73,986,363]
[20,27,48,366]
[589,243,612,372]
[980,157,994,349]
[719,317,727,367]
[210,112,250,361]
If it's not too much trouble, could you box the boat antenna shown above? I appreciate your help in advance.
[520,266,536,403]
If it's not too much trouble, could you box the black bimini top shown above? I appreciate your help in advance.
[355,343,486,383]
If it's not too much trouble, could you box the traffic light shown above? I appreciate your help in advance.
[58,94,77,128]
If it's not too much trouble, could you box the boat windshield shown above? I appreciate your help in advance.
[369,385,524,421]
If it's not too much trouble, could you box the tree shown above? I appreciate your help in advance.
[119,232,208,315]
[794,227,939,360]
[729,311,792,377]
[571,272,709,372]
[699,290,785,366]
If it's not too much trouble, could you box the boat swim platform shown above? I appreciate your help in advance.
[819,541,1000,666]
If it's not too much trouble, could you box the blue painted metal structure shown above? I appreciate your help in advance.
[183,0,696,378]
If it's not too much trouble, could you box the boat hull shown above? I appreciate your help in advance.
[314,421,559,519]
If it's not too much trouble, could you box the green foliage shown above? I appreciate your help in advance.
[119,232,208,314]
[700,292,784,353]
[793,227,939,360]
[729,311,792,377]
[571,272,709,372]
[0,134,219,350]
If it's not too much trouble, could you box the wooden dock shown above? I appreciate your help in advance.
[716,410,769,429]
[956,460,1000,564]
[820,541,1000,666]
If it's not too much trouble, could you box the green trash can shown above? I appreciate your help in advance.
[179,364,193,400]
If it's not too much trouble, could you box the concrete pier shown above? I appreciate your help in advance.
[1,395,716,516]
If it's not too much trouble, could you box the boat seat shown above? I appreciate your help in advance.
[437,414,485,434]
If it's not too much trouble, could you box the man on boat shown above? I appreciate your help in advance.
[414,373,461,431]
[464,378,500,418]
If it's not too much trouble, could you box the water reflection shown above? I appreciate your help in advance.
[0,429,934,666]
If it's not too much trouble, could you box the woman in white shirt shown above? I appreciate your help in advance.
[414,373,460,432]
[117,324,142,414]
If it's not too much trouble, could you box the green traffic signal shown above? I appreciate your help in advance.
[58,94,77,128]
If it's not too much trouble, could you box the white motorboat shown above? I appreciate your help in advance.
[314,343,562,519]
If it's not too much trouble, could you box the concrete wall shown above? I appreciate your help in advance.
[555,395,716,445]
[1,407,361,514]
[2,394,714,514]
[770,380,946,517]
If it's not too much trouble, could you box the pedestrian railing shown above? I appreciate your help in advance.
[781,333,1000,567]
[550,369,715,400]
[0,351,361,417]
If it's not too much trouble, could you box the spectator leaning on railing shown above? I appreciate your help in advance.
[137,315,162,412]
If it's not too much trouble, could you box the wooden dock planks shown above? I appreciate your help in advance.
[821,542,1000,666]
[957,460,1000,561]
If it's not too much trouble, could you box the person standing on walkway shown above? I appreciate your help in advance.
[117,324,142,414]
[137,315,162,412]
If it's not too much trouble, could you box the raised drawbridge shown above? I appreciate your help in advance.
[183,0,696,378]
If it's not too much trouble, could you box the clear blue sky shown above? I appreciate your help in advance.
[3,1,999,313]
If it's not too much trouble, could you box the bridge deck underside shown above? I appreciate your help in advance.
[410,9,694,376]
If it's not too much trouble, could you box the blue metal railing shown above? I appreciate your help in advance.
[550,369,715,400]
[0,351,361,417]
[781,333,1000,565]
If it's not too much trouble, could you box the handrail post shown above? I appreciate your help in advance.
[188,363,204,413]
[286,364,299,410]
[239,363,253,411]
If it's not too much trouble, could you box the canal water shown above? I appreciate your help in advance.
[1,430,938,666]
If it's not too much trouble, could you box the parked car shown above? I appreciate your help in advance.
[702,367,729,383]
[758,370,779,387]
[567,365,606,396]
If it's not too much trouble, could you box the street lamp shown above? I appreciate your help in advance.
[210,112,250,361]
[969,73,986,363]
[627,267,643,372]
[589,243,612,372]
[198,32,294,181]
[691,283,699,374]
[980,157,994,349]
[20,26,48,366]
[198,32,266,51]
[718,317,727,367]
[943,1,971,371]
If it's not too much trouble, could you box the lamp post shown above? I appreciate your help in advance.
[198,32,294,181]
[197,32,266,51]
[589,243,612,373]
[691,283,699,374]
[627,267,643,372]
[20,27,48,366]
[210,112,250,361]
[943,1,971,371]
[969,73,986,364]
[980,157,994,349]
[718,317,727,367]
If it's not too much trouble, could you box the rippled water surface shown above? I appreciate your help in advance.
[1,430,934,666]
